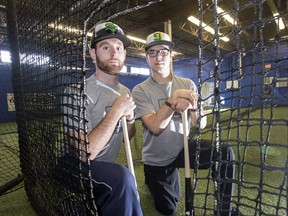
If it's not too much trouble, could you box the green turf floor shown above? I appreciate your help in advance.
[0,106,287,215]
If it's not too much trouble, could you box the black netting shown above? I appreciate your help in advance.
[4,0,160,215]
[1,0,287,215]
[194,1,287,215]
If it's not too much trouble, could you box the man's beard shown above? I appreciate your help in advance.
[96,57,124,76]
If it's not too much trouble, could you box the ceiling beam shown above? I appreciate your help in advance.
[178,19,233,52]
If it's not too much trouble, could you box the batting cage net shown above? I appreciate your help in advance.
[1,0,287,216]
[194,1,287,216]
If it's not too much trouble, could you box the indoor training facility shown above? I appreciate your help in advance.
[0,0,287,215]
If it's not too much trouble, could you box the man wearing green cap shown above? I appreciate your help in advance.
[63,22,142,216]
[132,31,240,216]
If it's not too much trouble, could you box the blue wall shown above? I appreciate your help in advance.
[220,46,288,107]
[1,44,287,123]
[0,63,16,122]
[119,73,147,90]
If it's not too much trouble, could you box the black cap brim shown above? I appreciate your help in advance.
[145,41,174,51]
[91,34,131,48]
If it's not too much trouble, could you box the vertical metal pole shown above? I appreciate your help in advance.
[164,20,173,72]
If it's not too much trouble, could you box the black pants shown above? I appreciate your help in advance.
[144,139,235,216]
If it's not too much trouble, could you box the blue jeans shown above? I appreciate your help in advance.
[90,160,142,216]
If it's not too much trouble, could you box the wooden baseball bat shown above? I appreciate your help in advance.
[121,116,137,186]
[181,110,192,216]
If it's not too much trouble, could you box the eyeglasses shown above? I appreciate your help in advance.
[146,48,170,57]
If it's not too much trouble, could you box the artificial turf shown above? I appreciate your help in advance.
[0,106,287,215]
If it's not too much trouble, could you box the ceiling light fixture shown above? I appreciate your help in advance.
[273,13,285,30]
[216,6,237,25]
[187,15,229,42]
[127,35,146,44]
[49,23,148,46]
[48,23,93,36]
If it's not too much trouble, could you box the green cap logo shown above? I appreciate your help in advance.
[105,22,118,33]
[153,32,164,41]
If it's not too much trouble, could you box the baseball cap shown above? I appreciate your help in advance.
[145,31,174,51]
[90,22,131,48]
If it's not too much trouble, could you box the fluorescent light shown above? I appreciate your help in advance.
[273,13,285,30]
[127,35,146,44]
[187,15,229,42]
[49,23,148,45]
[216,6,237,25]
[48,23,93,37]
[188,16,214,34]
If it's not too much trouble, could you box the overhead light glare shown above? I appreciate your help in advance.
[187,16,229,42]
[127,35,146,44]
[0,50,11,63]
[216,6,238,25]
[188,16,215,34]
[172,50,182,57]
[273,13,285,30]
[48,23,93,37]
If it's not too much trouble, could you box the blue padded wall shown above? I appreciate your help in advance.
[0,63,16,122]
